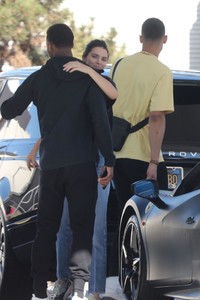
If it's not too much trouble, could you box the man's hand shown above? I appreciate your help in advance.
[146,162,158,181]
[26,154,39,170]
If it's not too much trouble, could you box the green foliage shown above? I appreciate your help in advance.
[72,18,95,59]
[101,27,126,64]
[0,0,73,69]
[0,0,127,70]
[72,20,126,63]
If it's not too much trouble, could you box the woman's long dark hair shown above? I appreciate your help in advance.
[82,39,109,59]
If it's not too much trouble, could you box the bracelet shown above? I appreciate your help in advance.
[150,160,159,166]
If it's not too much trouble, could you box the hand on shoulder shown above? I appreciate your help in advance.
[63,61,90,74]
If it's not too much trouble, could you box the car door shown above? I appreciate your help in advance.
[0,76,41,221]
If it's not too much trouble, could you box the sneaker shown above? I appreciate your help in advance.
[71,292,86,300]
[100,276,126,300]
[86,293,100,300]
[62,279,74,300]
[31,295,48,300]
[47,279,73,300]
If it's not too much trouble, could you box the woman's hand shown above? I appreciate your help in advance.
[63,61,90,74]
[26,152,39,170]
[98,166,113,188]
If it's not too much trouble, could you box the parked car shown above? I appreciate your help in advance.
[0,66,41,299]
[0,66,200,299]
[118,70,200,300]
[162,70,200,190]
[119,162,200,300]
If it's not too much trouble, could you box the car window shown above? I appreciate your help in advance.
[0,78,40,140]
[0,78,23,105]
[0,79,5,95]
[163,83,200,150]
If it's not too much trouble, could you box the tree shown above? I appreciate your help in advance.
[71,19,126,64]
[0,0,126,71]
[0,0,73,70]
[100,27,126,64]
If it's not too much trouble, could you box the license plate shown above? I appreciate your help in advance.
[167,166,184,190]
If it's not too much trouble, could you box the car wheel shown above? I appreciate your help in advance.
[0,207,16,298]
[0,207,7,294]
[0,208,28,300]
[119,215,154,300]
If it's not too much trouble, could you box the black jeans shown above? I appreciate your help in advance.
[109,158,168,276]
[31,162,97,298]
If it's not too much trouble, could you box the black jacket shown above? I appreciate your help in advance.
[1,56,115,169]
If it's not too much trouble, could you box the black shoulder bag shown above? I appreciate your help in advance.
[111,58,149,151]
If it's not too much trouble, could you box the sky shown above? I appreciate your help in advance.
[62,0,200,70]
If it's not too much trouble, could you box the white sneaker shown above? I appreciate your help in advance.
[72,292,86,300]
[86,293,100,300]
[31,294,48,300]
[47,279,73,299]
[100,277,126,300]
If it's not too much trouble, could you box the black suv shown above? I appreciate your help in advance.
[163,70,200,190]
[0,66,200,299]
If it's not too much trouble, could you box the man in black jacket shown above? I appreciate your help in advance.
[1,24,115,300]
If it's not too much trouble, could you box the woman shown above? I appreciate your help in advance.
[27,39,117,300]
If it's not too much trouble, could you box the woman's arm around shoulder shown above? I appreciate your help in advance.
[63,61,118,100]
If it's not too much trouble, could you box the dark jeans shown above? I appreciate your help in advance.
[109,158,168,276]
[31,162,97,298]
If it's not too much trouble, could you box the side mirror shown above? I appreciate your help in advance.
[131,179,168,209]
[0,176,10,200]
[132,179,159,199]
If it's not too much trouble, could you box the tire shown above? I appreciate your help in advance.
[0,208,33,300]
[0,207,9,296]
[119,215,153,300]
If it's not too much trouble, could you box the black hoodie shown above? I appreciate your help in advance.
[1,56,115,169]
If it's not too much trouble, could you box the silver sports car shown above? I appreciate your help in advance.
[119,161,200,300]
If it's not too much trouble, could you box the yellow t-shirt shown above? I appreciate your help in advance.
[111,52,174,162]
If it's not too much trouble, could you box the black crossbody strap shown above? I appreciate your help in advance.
[111,58,123,80]
[129,117,149,133]
[112,58,149,132]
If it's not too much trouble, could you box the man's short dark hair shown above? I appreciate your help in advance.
[46,23,74,48]
[142,18,165,40]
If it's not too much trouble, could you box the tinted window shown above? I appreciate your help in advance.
[0,79,5,94]
[163,83,200,150]
[0,79,40,139]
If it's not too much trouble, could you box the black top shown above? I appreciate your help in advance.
[100,73,116,129]
[1,56,115,169]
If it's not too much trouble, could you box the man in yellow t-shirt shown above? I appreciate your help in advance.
[109,17,174,276]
